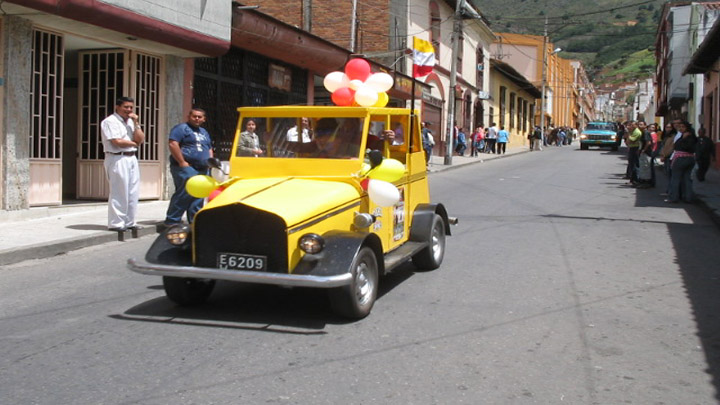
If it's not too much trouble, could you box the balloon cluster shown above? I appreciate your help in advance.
[324,59,394,107]
[359,157,405,207]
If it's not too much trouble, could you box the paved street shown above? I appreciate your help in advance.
[2,145,720,404]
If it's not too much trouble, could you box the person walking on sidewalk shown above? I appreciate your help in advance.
[470,126,484,157]
[666,121,698,203]
[625,121,641,185]
[100,96,145,232]
[496,126,509,154]
[164,108,214,226]
[695,127,715,182]
[532,126,543,151]
[421,121,434,164]
[486,123,498,153]
[455,127,467,156]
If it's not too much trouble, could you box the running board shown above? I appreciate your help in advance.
[383,241,427,272]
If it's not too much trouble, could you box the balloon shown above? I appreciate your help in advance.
[368,158,405,182]
[323,71,350,93]
[372,92,389,107]
[360,178,370,191]
[345,58,371,81]
[365,72,394,92]
[348,79,364,91]
[208,187,225,201]
[186,175,218,198]
[331,87,355,106]
[354,85,379,107]
[368,179,400,207]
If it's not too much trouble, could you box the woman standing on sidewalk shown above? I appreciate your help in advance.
[666,121,698,203]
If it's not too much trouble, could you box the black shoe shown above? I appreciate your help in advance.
[127,225,144,231]
[108,227,127,232]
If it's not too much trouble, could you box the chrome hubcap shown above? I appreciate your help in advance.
[355,262,372,305]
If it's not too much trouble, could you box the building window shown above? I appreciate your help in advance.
[476,48,484,90]
[499,86,506,127]
[509,92,516,129]
[429,1,441,59]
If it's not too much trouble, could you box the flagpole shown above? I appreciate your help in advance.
[444,0,463,165]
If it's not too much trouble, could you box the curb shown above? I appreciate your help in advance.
[0,225,159,266]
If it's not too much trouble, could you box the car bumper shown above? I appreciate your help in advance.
[127,257,352,288]
[581,140,617,146]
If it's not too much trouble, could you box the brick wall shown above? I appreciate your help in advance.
[252,0,303,27]
[251,0,390,54]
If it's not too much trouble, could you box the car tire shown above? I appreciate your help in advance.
[329,246,378,319]
[580,143,588,150]
[412,214,446,270]
[163,276,215,306]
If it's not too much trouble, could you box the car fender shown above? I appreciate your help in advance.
[145,230,193,266]
[293,230,385,277]
[409,203,452,241]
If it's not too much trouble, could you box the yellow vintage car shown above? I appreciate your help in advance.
[128,106,454,319]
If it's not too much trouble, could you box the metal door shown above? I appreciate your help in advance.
[76,50,162,199]
[29,29,64,206]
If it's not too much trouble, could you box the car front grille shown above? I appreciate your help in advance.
[586,134,612,140]
[193,203,288,272]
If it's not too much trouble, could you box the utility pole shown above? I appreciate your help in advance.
[350,0,358,52]
[444,0,463,165]
[540,16,548,148]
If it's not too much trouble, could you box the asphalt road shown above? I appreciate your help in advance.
[2,145,720,404]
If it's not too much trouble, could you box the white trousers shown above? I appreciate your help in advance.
[104,154,140,229]
[532,138,543,150]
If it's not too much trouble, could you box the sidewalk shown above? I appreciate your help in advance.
[2,145,718,266]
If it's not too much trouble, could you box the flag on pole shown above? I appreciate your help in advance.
[412,37,435,78]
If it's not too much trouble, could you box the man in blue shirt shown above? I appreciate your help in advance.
[164,108,214,225]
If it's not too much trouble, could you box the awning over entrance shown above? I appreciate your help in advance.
[5,0,230,56]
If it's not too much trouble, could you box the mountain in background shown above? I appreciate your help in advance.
[471,0,667,85]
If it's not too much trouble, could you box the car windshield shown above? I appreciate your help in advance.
[237,116,365,159]
[585,123,615,131]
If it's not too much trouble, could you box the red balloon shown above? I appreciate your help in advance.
[208,187,225,201]
[360,178,369,190]
[345,58,371,81]
[331,87,355,106]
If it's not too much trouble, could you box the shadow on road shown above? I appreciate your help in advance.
[112,262,417,332]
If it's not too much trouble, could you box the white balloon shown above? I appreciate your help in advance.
[368,179,400,207]
[348,79,364,91]
[365,72,394,92]
[354,85,379,107]
[323,71,350,93]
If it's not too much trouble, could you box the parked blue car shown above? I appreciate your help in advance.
[579,122,620,151]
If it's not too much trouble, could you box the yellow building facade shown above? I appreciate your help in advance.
[489,60,542,146]
[491,33,580,130]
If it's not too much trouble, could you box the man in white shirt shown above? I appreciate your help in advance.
[486,122,499,154]
[100,97,145,231]
[286,117,312,143]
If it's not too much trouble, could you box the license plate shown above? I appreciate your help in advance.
[217,253,267,271]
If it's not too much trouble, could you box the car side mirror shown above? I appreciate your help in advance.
[368,150,383,168]
[207,157,227,175]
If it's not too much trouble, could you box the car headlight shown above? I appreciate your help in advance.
[580,134,587,139]
[298,233,325,254]
[166,224,190,246]
[610,135,616,140]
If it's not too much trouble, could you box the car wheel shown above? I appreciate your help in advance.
[329,246,378,319]
[580,143,588,150]
[412,214,446,270]
[163,276,215,306]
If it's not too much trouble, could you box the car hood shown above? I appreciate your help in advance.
[203,177,361,227]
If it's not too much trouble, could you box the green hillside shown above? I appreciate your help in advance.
[472,0,665,83]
